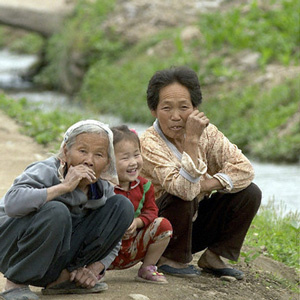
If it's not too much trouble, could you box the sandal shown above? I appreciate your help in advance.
[0,287,39,300]
[41,280,108,295]
[158,264,200,277]
[135,265,168,284]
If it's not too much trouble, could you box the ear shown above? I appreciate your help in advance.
[62,144,68,161]
[151,110,157,118]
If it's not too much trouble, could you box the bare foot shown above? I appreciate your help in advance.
[157,256,189,269]
[197,249,229,270]
[4,279,27,292]
[46,269,70,288]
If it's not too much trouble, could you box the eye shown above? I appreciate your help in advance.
[162,106,170,111]
[96,153,103,157]
[79,149,87,153]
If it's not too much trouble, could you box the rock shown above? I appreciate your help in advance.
[129,294,150,300]
[180,26,202,42]
[220,275,238,282]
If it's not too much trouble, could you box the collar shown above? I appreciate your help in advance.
[153,119,183,161]
[115,177,140,191]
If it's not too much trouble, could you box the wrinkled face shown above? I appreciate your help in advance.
[151,82,194,142]
[64,133,109,184]
[114,139,143,190]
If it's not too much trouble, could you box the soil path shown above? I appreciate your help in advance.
[0,110,299,300]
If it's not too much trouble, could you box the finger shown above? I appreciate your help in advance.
[70,270,77,282]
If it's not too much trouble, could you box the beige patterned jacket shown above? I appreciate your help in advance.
[140,120,254,202]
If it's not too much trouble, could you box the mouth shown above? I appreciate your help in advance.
[127,168,137,175]
[170,125,183,131]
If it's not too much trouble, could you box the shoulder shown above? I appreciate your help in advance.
[23,157,60,178]
[25,157,59,171]
[138,176,150,186]
[140,126,167,152]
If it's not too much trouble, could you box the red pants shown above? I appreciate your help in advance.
[110,217,172,269]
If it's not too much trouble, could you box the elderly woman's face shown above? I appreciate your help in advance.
[64,132,109,182]
[151,82,194,141]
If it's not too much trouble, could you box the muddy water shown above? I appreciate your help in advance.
[0,49,299,213]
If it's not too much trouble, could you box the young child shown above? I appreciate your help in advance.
[109,125,173,284]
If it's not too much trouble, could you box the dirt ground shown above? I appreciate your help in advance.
[0,110,299,300]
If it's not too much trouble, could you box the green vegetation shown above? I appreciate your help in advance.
[245,200,299,269]
[0,0,299,163]
[34,0,122,90]
[202,76,300,162]
[0,94,83,148]
[0,27,43,54]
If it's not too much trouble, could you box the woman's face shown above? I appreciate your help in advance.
[151,82,194,142]
[64,132,109,183]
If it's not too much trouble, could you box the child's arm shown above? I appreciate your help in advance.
[138,183,158,227]
[124,217,144,238]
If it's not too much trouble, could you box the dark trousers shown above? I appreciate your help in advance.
[156,183,261,263]
[0,195,134,287]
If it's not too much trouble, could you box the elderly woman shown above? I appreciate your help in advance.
[0,120,134,300]
[140,66,261,279]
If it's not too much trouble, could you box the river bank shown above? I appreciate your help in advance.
[0,47,299,212]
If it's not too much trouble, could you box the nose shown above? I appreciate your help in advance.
[170,109,181,121]
[84,153,94,166]
[128,157,137,166]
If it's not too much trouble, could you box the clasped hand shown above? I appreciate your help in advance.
[186,110,210,139]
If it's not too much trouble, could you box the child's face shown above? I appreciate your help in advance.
[114,139,143,189]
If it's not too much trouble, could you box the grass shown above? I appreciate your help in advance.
[0,0,299,162]
[0,94,84,148]
[244,200,299,269]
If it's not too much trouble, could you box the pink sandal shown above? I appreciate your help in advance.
[135,265,168,284]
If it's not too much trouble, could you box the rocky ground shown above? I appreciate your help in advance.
[0,112,299,300]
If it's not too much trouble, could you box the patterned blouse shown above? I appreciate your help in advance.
[140,120,254,202]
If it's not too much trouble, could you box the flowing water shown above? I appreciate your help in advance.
[0,49,299,213]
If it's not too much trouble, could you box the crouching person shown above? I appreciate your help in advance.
[0,120,134,300]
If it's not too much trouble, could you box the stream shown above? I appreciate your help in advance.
[0,49,299,213]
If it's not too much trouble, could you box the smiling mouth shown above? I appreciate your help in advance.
[127,169,137,174]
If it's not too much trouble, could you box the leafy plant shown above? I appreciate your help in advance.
[245,199,300,268]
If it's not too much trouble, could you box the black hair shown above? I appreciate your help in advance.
[146,65,202,111]
[111,125,140,149]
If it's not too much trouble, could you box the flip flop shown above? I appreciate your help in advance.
[41,280,108,295]
[157,264,201,277]
[0,287,39,300]
[202,267,244,280]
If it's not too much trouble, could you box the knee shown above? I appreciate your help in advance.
[248,183,262,207]
[108,194,134,225]
[241,183,262,213]
[155,217,173,233]
[40,201,71,232]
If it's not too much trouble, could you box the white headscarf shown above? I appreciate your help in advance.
[60,120,118,185]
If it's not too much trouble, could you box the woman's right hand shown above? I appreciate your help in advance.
[46,165,96,202]
[63,165,96,192]
[70,266,98,288]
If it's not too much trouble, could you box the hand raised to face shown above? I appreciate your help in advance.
[63,164,97,192]
[185,109,210,139]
